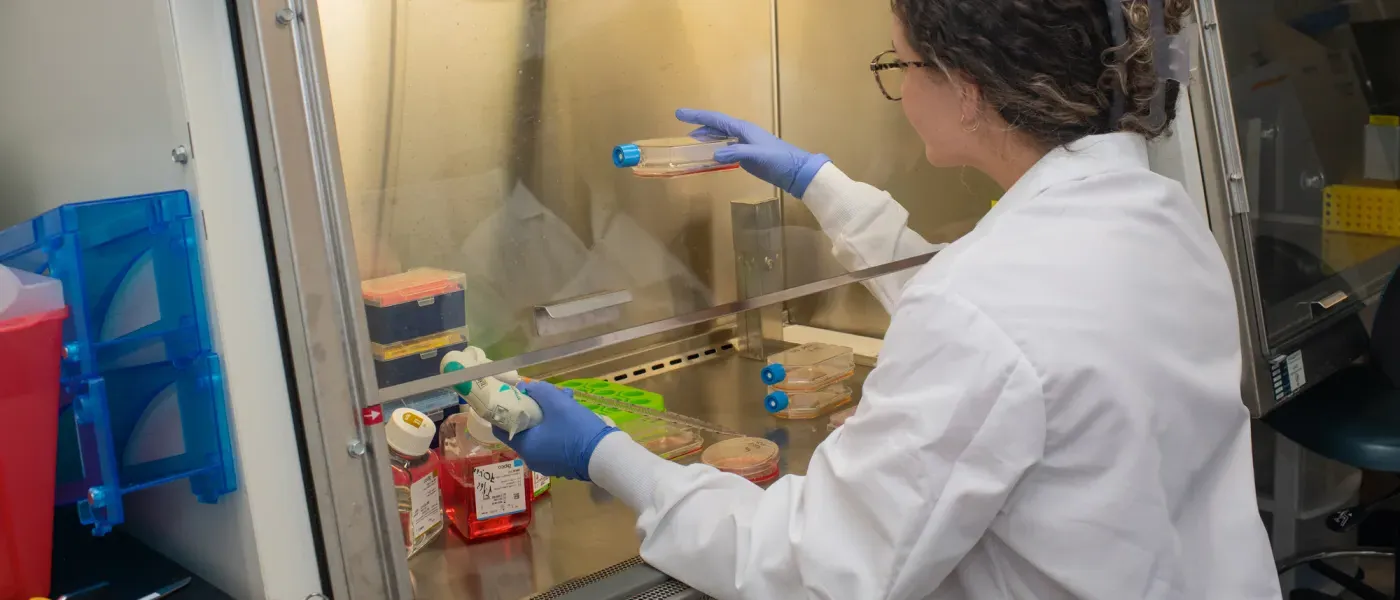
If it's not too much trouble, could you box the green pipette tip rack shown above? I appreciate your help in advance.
[558,379,665,425]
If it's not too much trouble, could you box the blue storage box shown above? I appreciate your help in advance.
[372,328,470,388]
[0,191,212,378]
[0,191,235,535]
[362,268,467,345]
[55,353,235,535]
[382,388,461,449]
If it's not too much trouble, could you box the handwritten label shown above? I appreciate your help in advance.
[474,459,527,520]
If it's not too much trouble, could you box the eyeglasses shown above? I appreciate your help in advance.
[870,50,932,101]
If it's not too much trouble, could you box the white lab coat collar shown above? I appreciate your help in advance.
[987,133,1150,217]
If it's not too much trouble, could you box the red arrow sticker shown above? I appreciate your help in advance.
[361,406,384,426]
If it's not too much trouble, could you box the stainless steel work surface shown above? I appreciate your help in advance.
[409,351,872,599]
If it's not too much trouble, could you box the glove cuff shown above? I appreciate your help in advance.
[790,154,832,199]
[577,426,620,481]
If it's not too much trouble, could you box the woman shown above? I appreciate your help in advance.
[502,0,1281,597]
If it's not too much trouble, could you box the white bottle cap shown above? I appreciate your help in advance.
[387,408,436,457]
[466,410,503,446]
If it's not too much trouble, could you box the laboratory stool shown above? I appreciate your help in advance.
[1267,268,1400,600]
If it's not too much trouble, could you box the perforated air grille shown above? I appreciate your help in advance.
[597,341,737,385]
[627,579,713,600]
[527,557,647,599]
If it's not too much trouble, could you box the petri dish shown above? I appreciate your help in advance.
[702,437,780,484]
[622,418,704,461]
[828,405,857,431]
[766,383,853,420]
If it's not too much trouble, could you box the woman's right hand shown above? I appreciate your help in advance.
[676,108,830,198]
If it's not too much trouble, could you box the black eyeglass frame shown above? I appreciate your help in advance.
[869,50,932,101]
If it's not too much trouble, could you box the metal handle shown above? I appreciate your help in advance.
[534,290,634,337]
[536,290,633,319]
[1309,291,1349,316]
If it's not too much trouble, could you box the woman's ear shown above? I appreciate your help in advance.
[955,74,985,131]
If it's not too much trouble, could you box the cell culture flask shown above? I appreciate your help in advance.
[828,405,857,431]
[760,342,855,391]
[386,408,444,558]
[765,383,853,420]
[613,135,739,178]
[439,411,534,543]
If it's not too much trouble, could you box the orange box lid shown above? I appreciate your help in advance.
[362,268,466,307]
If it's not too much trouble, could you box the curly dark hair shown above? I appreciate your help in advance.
[891,0,1192,149]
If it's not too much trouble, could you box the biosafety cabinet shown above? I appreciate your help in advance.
[233,1,1218,596]
[3,0,1390,598]
[233,1,999,597]
[253,0,1400,591]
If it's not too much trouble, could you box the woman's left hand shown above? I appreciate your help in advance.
[676,108,830,198]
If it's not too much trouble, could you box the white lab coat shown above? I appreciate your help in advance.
[588,133,1281,599]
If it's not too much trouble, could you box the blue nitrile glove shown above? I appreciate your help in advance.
[676,108,830,198]
[493,381,618,481]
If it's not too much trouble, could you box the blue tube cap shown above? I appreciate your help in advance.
[760,363,786,386]
[764,390,789,414]
[613,143,642,168]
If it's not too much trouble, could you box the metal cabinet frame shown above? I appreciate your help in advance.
[232,0,408,596]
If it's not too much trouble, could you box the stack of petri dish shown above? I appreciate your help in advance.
[621,417,704,461]
[760,342,855,420]
[701,437,781,485]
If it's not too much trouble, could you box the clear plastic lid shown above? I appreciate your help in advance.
[0,266,64,322]
[372,328,469,362]
[361,268,466,308]
[621,418,703,460]
[828,406,858,431]
[766,384,853,420]
[702,437,780,483]
[761,342,855,391]
[384,388,460,421]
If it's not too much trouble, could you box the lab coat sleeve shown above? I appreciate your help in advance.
[800,164,946,313]
[588,287,1047,600]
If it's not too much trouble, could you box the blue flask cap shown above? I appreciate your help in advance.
[760,363,787,386]
[764,390,789,414]
[613,144,642,168]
